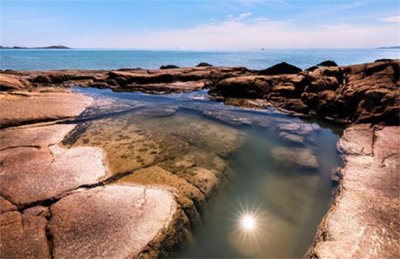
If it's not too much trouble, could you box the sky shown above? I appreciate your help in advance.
[1,0,399,50]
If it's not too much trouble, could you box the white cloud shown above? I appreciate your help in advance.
[380,15,400,23]
[239,12,252,18]
[69,18,400,50]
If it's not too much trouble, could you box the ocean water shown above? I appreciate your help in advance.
[1,48,399,71]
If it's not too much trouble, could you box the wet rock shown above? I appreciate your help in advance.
[49,185,179,258]
[337,124,373,155]
[0,211,51,258]
[181,167,220,197]
[0,92,92,128]
[317,60,338,67]
[121,80,205,94]
[307,125,400,258]
[271,147,319,171]
[259,62,302,75]
[117,166,204,226]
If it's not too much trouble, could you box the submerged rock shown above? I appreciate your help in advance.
[271,147,319,171]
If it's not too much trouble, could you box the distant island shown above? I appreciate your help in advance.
[0,45,70,49]
[377,46,400,49]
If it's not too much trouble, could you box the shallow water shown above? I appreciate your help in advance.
[72,88,342,258]
[1,48,399,70]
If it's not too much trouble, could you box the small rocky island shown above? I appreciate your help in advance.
[0,45,70,49]
[0,59,399,258]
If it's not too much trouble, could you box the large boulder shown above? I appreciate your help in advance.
[196,62,213,67]
[259,62,302,75]
[160,64,180,69]
[209,75,271,98]
[317,60,338,67]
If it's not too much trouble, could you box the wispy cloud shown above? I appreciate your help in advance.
[380,15,400,23]
[70,18,400,50]
[239,12,252,18]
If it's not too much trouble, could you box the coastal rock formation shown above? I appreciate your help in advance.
[317,60,338,67]
[307,124,400,258]
[209,59,400,125]
[0,74,30,91]
[259,62,302,75]
[0,91,93,128]
[2,59,397,125]
[0,59,399,258]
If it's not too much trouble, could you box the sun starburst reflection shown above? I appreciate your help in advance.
[228,200,273,257]
[241,213,257,231]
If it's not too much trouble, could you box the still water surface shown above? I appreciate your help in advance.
[1,48,399,70]
[74,88,342,258]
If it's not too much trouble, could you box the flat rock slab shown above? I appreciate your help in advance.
[0,145,106,205]
[0,91,92,128]
[48,185,177,259]
[0,124,76,150]
[308,124,400,258]
[0,123,107,205]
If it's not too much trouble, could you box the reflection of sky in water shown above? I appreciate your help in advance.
[75,87,342,258]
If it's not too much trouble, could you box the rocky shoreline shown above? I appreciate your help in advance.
[0,60,399,258]
[2,59,399,125]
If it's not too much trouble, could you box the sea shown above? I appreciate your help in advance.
[1,48,399,71]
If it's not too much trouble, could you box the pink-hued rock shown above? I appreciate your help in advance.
[0,91,92,128]
[307,124,400,258]
[0,74,30,91]
[48,185,178,259]
[0,124,76,150]
[0,211,51,258]
[0,145,107,205]
[0,196,16,214]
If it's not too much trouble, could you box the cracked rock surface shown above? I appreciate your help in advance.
[48,185,178,259]
[0,90,242,258]
[307,124,400,258]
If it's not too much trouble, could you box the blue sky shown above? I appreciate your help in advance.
[1,0,399,50]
